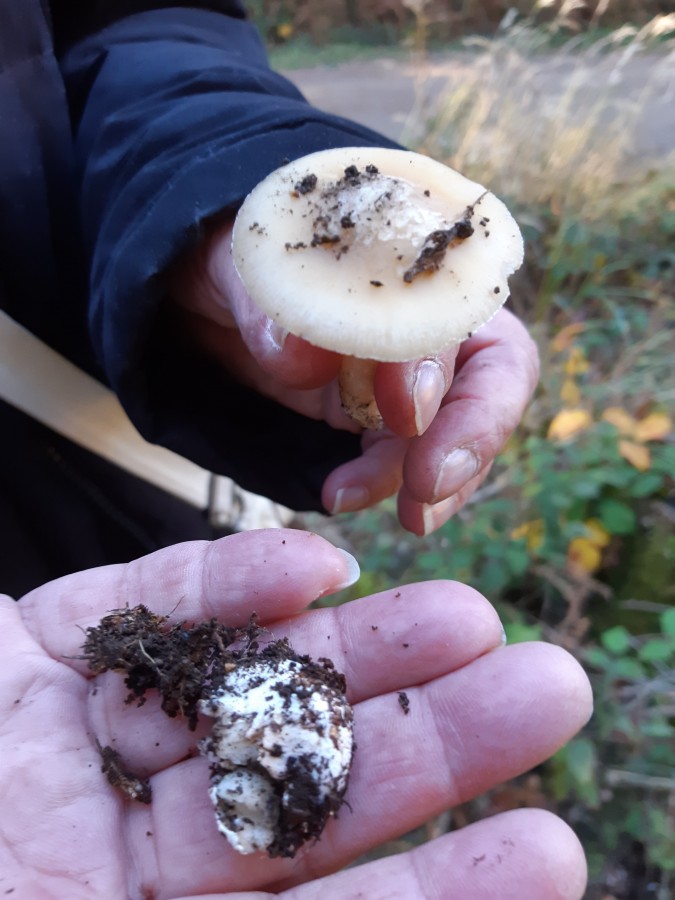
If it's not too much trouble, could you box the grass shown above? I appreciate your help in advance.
[417,19,674,209]
[268,35,409,70]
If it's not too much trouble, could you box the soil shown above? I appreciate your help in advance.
[402,191,486,283]
[97,743,152,804]
[81,605,264,729]
[81,606,353,858]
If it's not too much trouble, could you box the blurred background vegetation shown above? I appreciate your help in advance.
[250,2,675,897]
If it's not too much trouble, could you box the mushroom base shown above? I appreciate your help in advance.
[199,647,355,859]
[338,356,383,430]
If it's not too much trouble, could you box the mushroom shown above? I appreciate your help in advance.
[232,147,524,429]
[199,651,354,858]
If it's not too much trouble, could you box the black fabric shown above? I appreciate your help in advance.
[59,6,398,505]
[0,400,226,599]
[50,1,247,52]
[0,0,87,362]
[0,1,400,592]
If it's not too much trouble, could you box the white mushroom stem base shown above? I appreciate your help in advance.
[338,357,383,430]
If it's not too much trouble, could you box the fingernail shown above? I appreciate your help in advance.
[500,624,508,646]
[421,496,457,536]
[331,486,370,515]
[335,548,361,590]
[413,360,446,436]
[265,317,289,353]
[433,448,480,502]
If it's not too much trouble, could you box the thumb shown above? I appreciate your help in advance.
[205,222,343,390]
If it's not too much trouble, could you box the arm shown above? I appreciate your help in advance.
[57,4,400,510]
[57,6,539,530]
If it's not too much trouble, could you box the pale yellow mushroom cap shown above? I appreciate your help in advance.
[232,147,524,363]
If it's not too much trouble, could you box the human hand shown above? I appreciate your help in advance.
[171,222,539,535]
[4,529,590,898]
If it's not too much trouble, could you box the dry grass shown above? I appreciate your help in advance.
[416,16,675,220]
[254,1,673,43]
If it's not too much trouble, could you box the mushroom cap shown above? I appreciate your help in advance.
[232,147,524,362]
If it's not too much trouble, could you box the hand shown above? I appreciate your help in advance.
[4,529,590,898]
[171,222,540,536]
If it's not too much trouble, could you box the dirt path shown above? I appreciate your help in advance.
[283,49,674,165]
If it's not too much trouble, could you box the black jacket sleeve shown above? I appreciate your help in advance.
[57,5,401,511]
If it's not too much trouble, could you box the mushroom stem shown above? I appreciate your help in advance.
[338,357,383,430]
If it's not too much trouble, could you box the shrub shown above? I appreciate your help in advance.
[304,21,674,893]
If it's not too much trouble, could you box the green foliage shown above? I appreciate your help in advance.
[277,12,675,891]
[335,163,674,890]
[569,612,675,878]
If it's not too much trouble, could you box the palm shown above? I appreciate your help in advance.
[2,530,589,899]
[0,644,128,895]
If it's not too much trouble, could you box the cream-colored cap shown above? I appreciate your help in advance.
[232,147,523,362]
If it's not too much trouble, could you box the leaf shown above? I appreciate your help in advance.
[560,377,581,406]
[598,498,636,536]
[618,439,651,471]
[565,737,597,786]
[480,559,510,594]
[551,322,586,352]
[568,537,603,574]
[504,544,531,576]
[572,478,601,499]
[612,657,647,681]
[601,625,632,655]
[584,519,612,548]
[638,638,674,664]
[634,412,672,443]
[584,646,611,669]
[640,720,675,738]
[660,607,675,636]
[652,444,675,476]
[511,519,545,553]
[630,471,664,497]
[564,346,590,376]
[417,551,444,571]
[547,409,593,441]
[602,407,637,437]
[602,466,636,489]
[504,620,542,644]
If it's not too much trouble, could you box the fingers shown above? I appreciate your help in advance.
[0,596,59,709]
[323,309,538,527]
[279,808,587,900]
[18,530,360,675]
[88,580,504,773]
[131,641,591,896]
[322,432,406,514]
[403,309,540,506]
[225,294,343,392]
[280,580,504,704]
[296,641,592,881]
[172,218,343,392]
[374,346,458,438]
[397,462,494,536]
[212,222,343,390]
